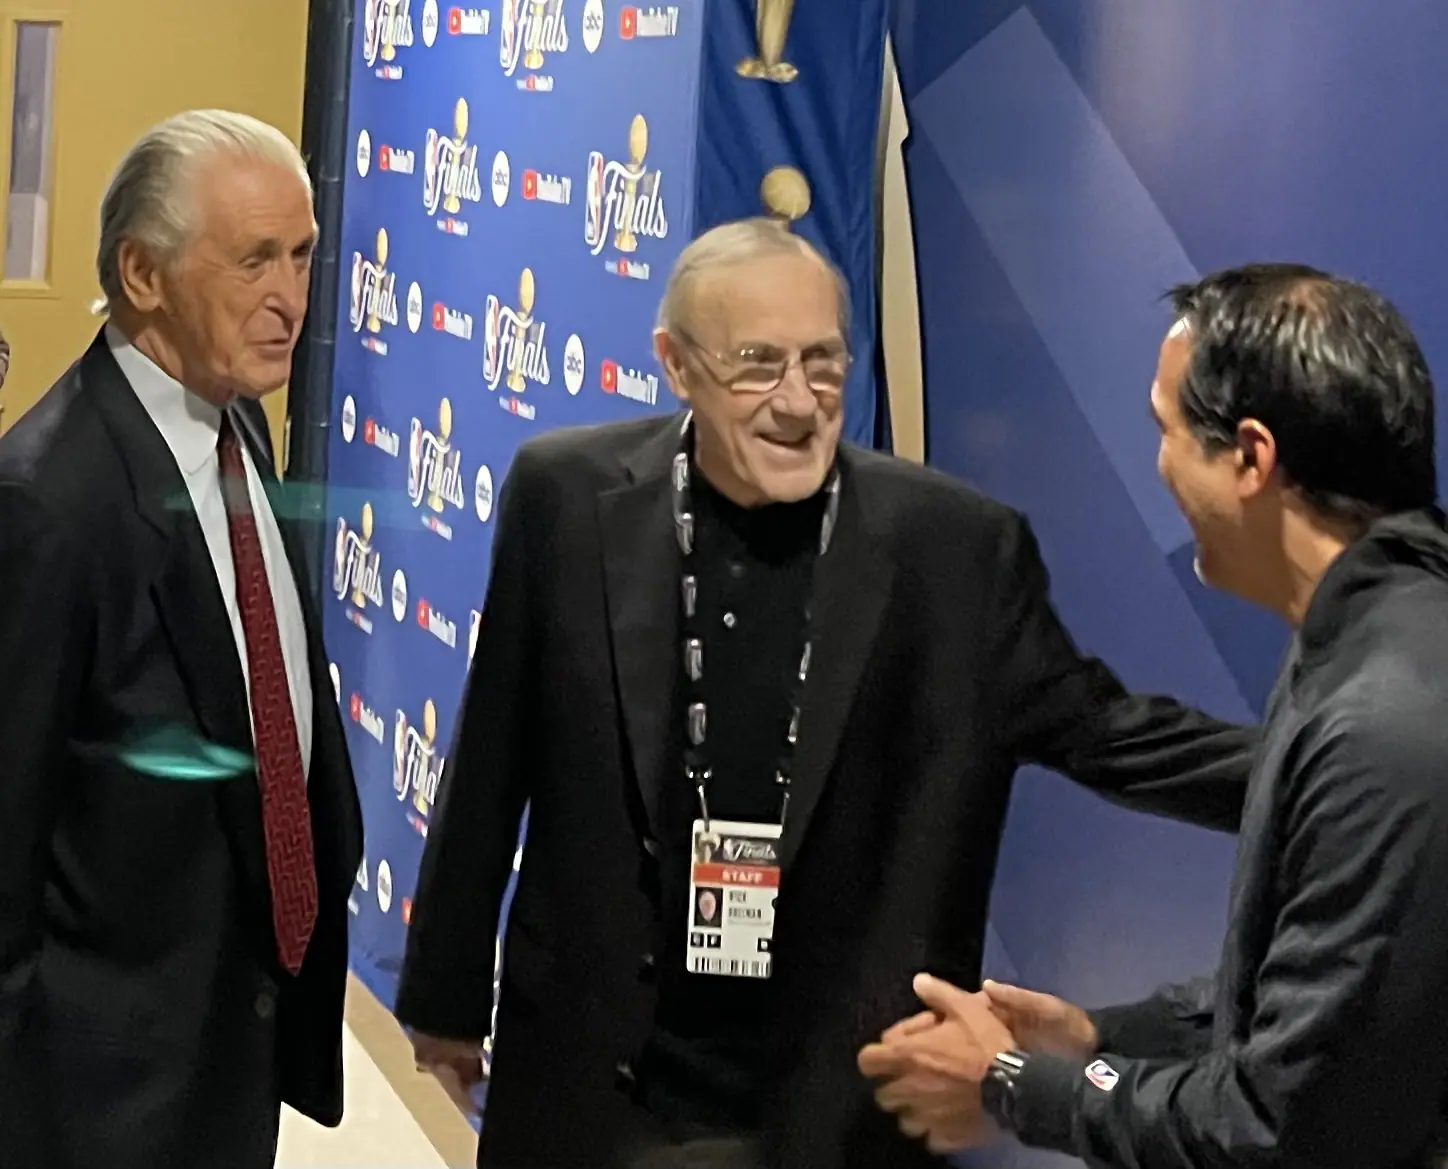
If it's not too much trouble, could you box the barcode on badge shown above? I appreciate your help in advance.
[689,956,771,978]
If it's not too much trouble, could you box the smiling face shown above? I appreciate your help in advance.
[1151,321,1279,600]
[120,150,317,403]
[655,248,847,506]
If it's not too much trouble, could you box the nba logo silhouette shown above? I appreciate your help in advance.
[482,295,502,384]
[585,151,605,249]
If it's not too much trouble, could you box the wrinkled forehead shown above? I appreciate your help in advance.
[692,255,843,346]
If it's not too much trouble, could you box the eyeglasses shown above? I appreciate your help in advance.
[674,327,851,396]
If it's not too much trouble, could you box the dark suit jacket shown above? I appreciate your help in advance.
[0,333,362,1169]
[395,413,1254,1169]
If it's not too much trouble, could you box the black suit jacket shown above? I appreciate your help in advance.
[0,333,362,1169]
[395,414,1254,1169]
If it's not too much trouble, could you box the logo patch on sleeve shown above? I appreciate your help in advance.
[1085,1059,1120,1092]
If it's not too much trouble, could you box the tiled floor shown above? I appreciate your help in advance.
[276,977,477,1168]
[276,1025,447,1167]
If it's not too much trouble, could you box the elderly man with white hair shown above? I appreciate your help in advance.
[395,216,1255,1169]
[0,109,361,1169]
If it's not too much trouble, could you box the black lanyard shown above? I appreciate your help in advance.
[671,414,841,831]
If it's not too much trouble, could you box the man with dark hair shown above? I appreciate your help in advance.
[862,263,1448,1169]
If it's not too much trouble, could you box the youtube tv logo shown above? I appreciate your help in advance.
[363,418,377,444]
[619,6,638,38]
[522,169,539,200]
[600,358,619,393]
[432,303,446,330]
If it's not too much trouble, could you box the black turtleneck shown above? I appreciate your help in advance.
[635,468,827,1135]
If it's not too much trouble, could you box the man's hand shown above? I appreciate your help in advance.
[858,973,1017,1153]
[982,979,1098,1059]
[412,1031,485,1117]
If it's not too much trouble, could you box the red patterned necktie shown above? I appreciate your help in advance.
[218,413,318,975]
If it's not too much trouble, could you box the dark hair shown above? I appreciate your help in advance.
[1167,263,1437,521]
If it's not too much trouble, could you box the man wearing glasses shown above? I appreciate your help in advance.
[394,217,1254,1169]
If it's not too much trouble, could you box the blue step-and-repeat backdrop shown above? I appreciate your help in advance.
[891,2,1448,1164]
[321,0,888,1021]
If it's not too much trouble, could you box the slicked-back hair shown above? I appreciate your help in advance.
[1168,263,1436,521]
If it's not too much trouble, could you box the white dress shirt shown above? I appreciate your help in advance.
[108,325,314,778]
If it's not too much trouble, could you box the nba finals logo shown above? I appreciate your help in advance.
[362,0,416,75]
[482,268,551,419]
[407,397,466,538]
[332,502,384,633]
[422,98,484,234]
[499,0,568,84]
[349,228,399,353]
[585,114,668,279]
[393,699,443,832]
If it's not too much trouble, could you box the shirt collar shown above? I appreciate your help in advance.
[106,322,223,476]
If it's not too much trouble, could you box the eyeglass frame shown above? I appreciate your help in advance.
[670,325,852,397]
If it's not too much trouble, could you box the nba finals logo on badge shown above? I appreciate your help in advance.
[1085,1060,1120,1093]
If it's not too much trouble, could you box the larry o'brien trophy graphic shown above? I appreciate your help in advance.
[760,165,811,225]
[483,267,551,405]
[499,0,567,77]
[585,115,669,262]
[737,0,796,83]
[394,698,443,826]
[363,0,415,68]
[407,397,466,528]
[332,502,384,631]
[349,228,399,343]
[423,98,483,221]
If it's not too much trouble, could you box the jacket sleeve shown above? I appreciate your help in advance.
[0,483,88,1166]
[993,512,1256,832]
[1006,717,1448,1169]
[1089,975,1216,1062]
[394,448,539,1040]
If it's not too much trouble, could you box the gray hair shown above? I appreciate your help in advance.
[655,216,850,335]
[94,108,311,312]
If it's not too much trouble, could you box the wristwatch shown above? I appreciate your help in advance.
[980,1051,1028,1132]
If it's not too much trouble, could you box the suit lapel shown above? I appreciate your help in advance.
[598,418,686,847]
[86,337,268,902]
[781,453,892,869]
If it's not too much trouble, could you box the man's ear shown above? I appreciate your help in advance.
[654,328,691,403]
[117,239,167,314]
[1235,419,1278,496]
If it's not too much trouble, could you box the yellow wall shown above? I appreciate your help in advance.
[0,0,307,455]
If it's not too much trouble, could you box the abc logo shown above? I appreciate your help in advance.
[492,151,510,207]
[378,859,394,913]
[391,569,409,623]
[407,282,424,333]
[475,464,494,522]
[356,130,372,177]
[421,0,439,46]
[582,0,604,53]
[341,395,357,442]
[564,333,585,396]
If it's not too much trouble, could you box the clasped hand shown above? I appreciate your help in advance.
[858,976,1098,1154]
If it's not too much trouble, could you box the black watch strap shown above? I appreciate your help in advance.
[981,1051,1028,1132]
